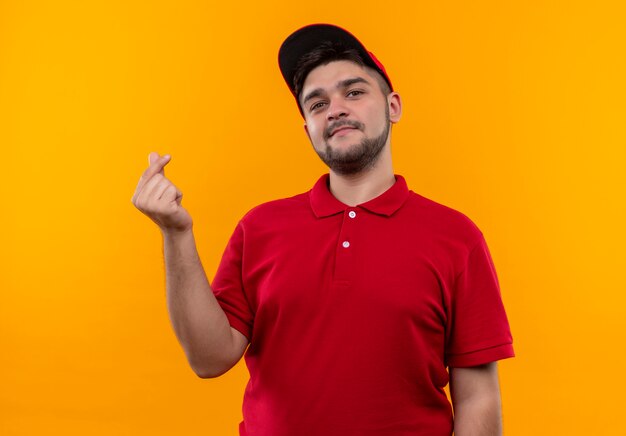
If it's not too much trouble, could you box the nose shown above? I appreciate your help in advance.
[326,99,349,121]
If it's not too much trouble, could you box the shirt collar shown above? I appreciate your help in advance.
[309,173,410,218]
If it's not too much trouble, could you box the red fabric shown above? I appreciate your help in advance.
[212,174,514,436]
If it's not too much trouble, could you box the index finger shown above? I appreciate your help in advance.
[136,154,171,192]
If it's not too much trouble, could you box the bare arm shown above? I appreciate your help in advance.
[450,362,503,436]
[163,228,249,378]
[132,152,248,378]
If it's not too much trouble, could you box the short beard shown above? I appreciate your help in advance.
[315,108,391,176]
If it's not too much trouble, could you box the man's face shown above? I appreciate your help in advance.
[300,60,398,175]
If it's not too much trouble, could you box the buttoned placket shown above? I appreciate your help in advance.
[333,208,359,284]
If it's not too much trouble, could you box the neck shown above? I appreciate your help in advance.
[327,145,395,207]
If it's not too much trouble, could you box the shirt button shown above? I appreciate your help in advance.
[348,210,356,218]
[342,241,350,248]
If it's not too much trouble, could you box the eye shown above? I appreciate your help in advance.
[310,101,326,112]
[347,89,364,97]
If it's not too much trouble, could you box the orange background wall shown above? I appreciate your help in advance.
[1,1,624,434]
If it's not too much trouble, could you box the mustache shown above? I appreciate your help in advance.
[324,120,364,140]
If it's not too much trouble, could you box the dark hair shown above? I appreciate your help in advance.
[293,41,391,107]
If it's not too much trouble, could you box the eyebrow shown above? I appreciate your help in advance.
[301,76,372,106]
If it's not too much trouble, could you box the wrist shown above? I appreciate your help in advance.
[161,225,194,241]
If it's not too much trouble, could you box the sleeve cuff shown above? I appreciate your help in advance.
[223,311,252,342]
[446,343,515,368]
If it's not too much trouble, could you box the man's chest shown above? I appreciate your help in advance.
[241,214,453,341]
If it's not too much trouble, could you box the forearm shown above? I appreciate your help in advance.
[450,362,504,436]
[452,391,502,436]
[162,228,235,377]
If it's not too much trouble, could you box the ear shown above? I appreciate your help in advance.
[387,92,402,123]
[303,123,310,139]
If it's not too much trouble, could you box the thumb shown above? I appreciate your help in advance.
[148,151,160,166]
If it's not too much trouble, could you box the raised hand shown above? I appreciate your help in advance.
[131,152,193,234]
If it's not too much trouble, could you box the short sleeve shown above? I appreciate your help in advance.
[211,222,254,341]
[445,234,514,367]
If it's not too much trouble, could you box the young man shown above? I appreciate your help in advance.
[132,24,514,436]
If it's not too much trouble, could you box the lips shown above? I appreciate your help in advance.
[330,126,357,137]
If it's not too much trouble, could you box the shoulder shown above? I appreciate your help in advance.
[238,191,311,229]
[403,190,484,247]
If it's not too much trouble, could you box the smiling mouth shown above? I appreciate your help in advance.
[330,127,357,137]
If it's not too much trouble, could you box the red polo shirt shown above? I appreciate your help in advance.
[211,174,514,436]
